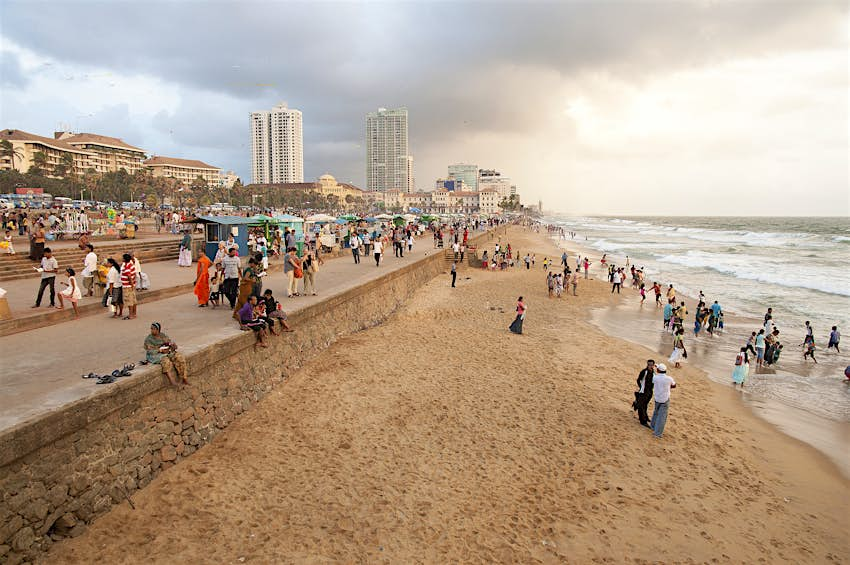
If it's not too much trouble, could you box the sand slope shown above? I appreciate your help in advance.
[44,228,849,564]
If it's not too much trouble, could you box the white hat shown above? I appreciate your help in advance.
[656,363,667,373]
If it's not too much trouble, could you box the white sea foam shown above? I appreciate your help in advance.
[655,251,850,297]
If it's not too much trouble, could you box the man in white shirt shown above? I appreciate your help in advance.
[349,232,361,264]
[650,363,676,438]
[372,239,383,267]
[611,269,623,294]
[81,243,98,297]
[452,241,460,262]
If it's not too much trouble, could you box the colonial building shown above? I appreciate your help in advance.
[253,174,364,210]
[54,132,146,174]
[143,156,221,188]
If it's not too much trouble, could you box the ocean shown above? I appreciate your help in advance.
[546,215,850,472]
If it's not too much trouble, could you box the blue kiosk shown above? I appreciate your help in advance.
[192,215,255,260]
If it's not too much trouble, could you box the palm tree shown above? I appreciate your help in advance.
[0,140,24,172]
[59,152,75,178]
[31,151,49,176]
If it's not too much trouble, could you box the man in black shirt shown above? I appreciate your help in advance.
[633,359,656,428]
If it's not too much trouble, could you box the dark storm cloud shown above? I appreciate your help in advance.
[0,1,843,185]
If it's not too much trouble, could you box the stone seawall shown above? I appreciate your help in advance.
[0,229,494,564]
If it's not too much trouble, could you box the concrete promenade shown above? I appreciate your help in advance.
[0,231,493,431]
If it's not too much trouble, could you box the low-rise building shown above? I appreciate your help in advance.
[54,131,146,174]
[144,156,221,187]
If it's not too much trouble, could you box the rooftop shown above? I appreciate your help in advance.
[0,128,94,154]
[56,132,145,153]
[144,156,219,170]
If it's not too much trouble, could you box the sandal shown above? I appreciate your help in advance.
[95,375,116,385]
[122,316,131,320]
[81,373,99,379]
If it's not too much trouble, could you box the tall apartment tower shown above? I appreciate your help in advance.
[366,107,414,192]
[250,102,303,184]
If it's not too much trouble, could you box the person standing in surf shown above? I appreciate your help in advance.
[732,347,750,388]
[828,326,840,353]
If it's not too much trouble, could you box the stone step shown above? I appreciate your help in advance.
[0,251,180,282]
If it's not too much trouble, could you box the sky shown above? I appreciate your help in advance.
[0,1,847,216]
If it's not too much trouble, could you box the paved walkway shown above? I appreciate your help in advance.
[0,232,491,430]
[2,258,197,318]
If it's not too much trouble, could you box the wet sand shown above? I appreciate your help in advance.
[591,301,850,478]
[553,236,850,477]
[44,227,849,564]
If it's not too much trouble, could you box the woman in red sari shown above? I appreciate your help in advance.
[193,253,212,307]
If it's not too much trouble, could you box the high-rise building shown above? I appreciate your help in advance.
[448,163,478,191]
[366,107,413,192]
[250,102,303,185]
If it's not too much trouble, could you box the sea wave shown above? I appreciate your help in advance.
[655,251,850,297]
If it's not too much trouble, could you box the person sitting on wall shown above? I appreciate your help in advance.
[144,322,188,386]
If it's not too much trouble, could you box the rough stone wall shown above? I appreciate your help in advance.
[0,232,487,564]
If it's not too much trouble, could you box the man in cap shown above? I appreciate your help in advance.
[650,363,676,439]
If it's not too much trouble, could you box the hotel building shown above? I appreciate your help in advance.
[54,132,146,174]
[143,156,221,188]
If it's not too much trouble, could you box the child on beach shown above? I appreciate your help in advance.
[803,335,818,363]
[639,283,646,305]
[828,326,840,353]
[209,263,223,308]
[3,229,14,255]
[669,328,687,368]
[56,267,82,319]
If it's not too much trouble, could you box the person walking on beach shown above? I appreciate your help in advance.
[732,347,750,388]
[32,247,58,308]
[632,359,655,428]
[583,257,590,279]
[650,363,676,438]
[570,270,578,296]
[451,261,457,288]
[652,282,662,307]
[828,326,840,353]
[509,296,526,335]
[803,334,818,363]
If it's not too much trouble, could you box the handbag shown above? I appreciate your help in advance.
[293,266,303,279]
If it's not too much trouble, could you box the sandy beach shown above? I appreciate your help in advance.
[43,227,849,564]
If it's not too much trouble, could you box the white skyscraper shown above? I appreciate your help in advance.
[250,102,303,184]
[366,107,413,192]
